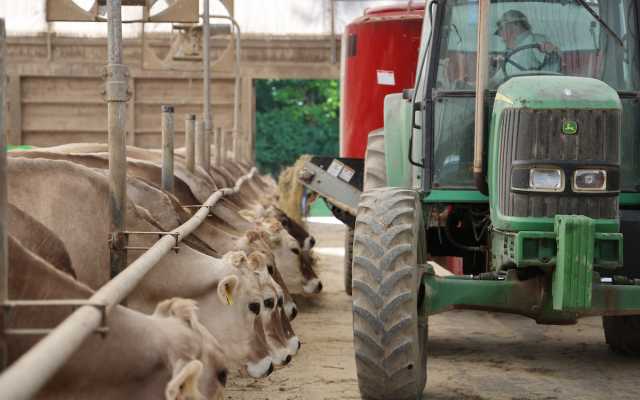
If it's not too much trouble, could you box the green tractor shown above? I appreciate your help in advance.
[351,1,640,398]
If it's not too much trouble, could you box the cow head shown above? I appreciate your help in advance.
[258,219,322,295]
[264,206,316,250]
[191,251,273,379]
[154,298,227,400]
[235,229,299,320]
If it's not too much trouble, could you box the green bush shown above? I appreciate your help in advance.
[256,79,339,176]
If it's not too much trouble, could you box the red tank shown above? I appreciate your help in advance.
[340,3,424,158]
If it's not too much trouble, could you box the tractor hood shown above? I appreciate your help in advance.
[494,75,621,110]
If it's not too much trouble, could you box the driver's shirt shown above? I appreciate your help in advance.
[504,31,546,75]
[491,31,553,87]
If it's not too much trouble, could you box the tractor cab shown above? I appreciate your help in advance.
[350,1,640,399]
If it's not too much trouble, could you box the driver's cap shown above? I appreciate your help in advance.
[495,9,531,35]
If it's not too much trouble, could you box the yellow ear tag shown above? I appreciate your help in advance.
[225,286,233,305]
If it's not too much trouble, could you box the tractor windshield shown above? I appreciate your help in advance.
[430,0,640,191]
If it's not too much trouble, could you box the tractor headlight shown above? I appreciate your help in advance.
[529,168,564,192]
[573,169,607,192]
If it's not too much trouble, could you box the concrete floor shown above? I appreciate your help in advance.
[227,221,640,400]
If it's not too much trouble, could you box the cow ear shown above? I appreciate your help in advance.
[258,231,276,249]
[247,252,264,270]
[153,298,200,330]
[217,275,239,305]
[222,251,246,268]
[165,359,204,400]
[246,230,260,243]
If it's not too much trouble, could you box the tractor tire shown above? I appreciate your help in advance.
[344,227,354,295]
[363,129,388,191]
[603,315,640,355]
[352,187,428,400]
[344,130,388,295]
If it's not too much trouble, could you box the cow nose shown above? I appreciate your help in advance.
[277,296,283,308]
[283,355,292,365]
[248,302,261,315]
[217,368,228,387]
[264,298,275,309]
[266,363,274,376]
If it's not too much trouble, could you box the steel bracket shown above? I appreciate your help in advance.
[2,300,109,337]
[102,64,130,102]
[109,231,180,253]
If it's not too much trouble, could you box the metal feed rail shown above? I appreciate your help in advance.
[0,167,256,400]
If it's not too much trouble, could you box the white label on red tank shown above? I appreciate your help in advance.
[376,70,396,86]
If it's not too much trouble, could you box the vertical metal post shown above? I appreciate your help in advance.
[106,0,129,278]
[161,105,175,193]
[204,126,211,170]
[473,0,489,193]
[330,0,337,64]
[185,114,196,173]
[232,22,241,160]
[214,126,223,166]
[202,0,213,167]
[0,19,8,371]
[196,119,205,169]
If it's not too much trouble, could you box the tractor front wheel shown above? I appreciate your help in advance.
[603,315,640,355]
[352,187,428,400]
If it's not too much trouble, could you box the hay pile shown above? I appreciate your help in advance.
[277,155,313,227]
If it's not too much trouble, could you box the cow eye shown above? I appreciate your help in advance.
[267,265,274,275]
[264,298,275,309]
[291,248,300,255]
[248,302,261,315]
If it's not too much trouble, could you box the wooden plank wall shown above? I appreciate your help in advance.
[4,34,340,162]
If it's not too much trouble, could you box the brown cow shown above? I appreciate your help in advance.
[7,158,274,378]
[7,234,227,400]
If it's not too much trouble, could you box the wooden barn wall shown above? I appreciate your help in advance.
[4,34,340,162]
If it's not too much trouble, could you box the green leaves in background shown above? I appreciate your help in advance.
[256,79,339,176]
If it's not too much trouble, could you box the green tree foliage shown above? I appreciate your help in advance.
[256,79,339,176]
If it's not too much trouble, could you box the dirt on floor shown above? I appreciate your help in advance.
[227,222,640,400]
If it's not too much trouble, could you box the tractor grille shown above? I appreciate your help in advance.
[497,108,620,219]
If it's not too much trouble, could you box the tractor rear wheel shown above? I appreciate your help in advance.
[603,315,640,355]
[345,130,388,295]
[344,227,354,295]
[352,187,428,400]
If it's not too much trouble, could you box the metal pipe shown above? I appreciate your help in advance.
[161,105,175,193]
[209,15,242,160]
[0,168,257,400]
[195,119,205,169]
[204,126,211,170]
[330,0,337,64]
[0,18,8,370]
[106,0,129,278]
[473,0,489,195]
[202,0,212,165]
[214,126,222,166]
[185,114,196,173]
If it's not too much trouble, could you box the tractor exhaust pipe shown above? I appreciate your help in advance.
[473,0,490,195]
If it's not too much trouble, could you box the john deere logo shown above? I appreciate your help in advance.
[562,120,578,135]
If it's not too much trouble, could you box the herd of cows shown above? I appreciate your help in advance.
[5,143,323,399]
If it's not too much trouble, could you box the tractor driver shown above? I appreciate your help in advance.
[491,9,560,85]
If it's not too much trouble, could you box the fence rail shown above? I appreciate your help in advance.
[0,166,256,400]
